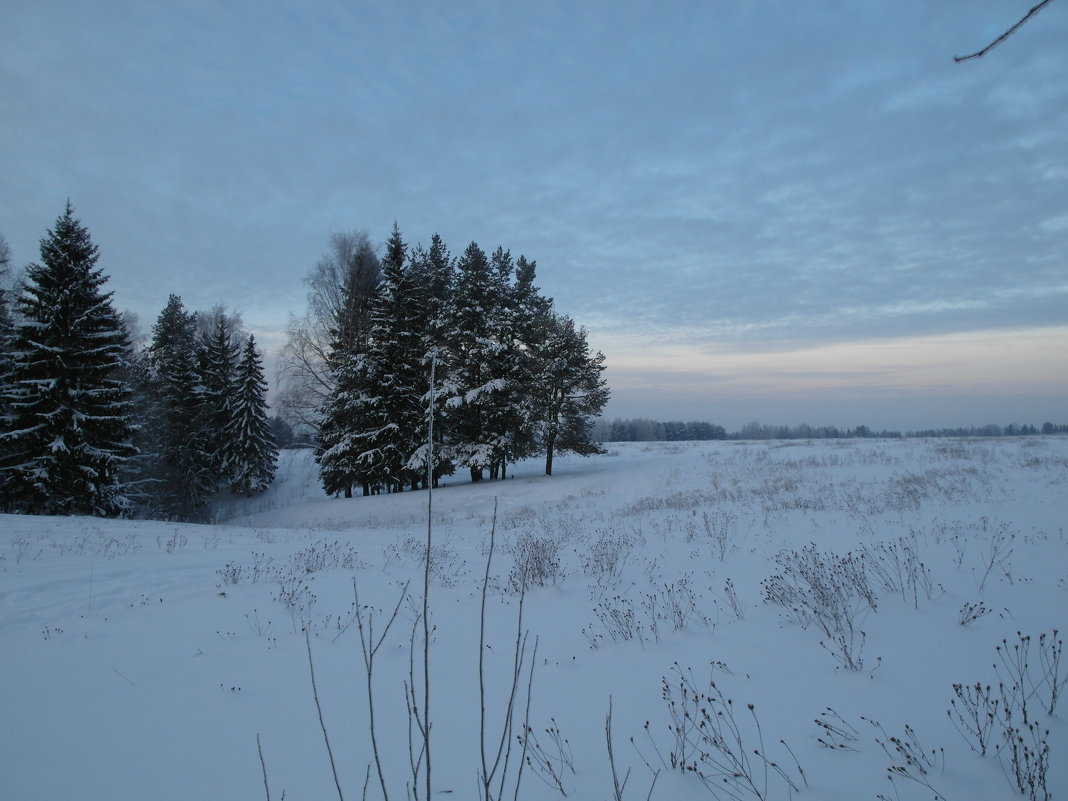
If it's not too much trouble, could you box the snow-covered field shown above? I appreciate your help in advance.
[2,438,1066,801]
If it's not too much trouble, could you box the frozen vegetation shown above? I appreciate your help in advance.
[1,436,1065,800]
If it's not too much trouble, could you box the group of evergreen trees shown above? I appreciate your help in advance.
[0,204,277,520]
[130,296,278,519]
[313,224,610,497]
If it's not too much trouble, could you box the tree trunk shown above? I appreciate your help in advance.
[470,465,483,482]
[344,484,353,499]
[544,436,555,476]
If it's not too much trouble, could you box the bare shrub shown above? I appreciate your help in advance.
[761,544,876,670]
[946,631,1061,800]
[581,529,637,599]
[814,707,859,751]
[719,577,746,622]
[866,718,947,801]
[646,663,805,799]
[862,536,937,608]
[158,529,188,553]
[584,594,645,649]
[975,525,1015,593]
[289,540,362,575]
[383,536,467,587]
[11,534,46,563]
[642,576,710,636]
[519,718,575,797]
[698,510,737,561]
[948,682,999,757]
[508,532,563,593]
[958,600,991,626]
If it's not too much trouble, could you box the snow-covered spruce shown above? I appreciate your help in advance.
[0,202,136,516]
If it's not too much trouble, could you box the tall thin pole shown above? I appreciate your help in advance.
[422,350,435,800]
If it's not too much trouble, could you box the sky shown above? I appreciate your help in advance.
[1,0,1066,432]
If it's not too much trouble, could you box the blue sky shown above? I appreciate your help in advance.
[2,0,1066,430]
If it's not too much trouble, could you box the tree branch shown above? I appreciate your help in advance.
[954,0,1056,62]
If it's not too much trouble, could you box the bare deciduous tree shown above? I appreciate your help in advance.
[277,230,380,431]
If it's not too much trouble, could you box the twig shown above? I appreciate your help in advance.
[606,697,631,801]
[512,637,538,801]
[305,627,345,801]
[355,577,409,801]
[257,733,272,801]
[479,497,535,801]
[112,667,135,686]
[480,498,498,798]
[954,0,1057,62]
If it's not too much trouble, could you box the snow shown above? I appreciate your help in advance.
[1,437,1066,800]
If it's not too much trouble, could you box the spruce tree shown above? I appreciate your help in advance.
[0,203,135,515]
[492,252,553,477]
[0,237,15,508]
[441,241,509,482]
[361,224,430,492]
[407,233,455,486]
[224,335,277,495]
[316,245,382,498]
[316,355,366,497]
[141,294,215,518]
[198,313,240,488]
[0,235,14,442]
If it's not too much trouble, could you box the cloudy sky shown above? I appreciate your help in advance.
[2,0,1066,431]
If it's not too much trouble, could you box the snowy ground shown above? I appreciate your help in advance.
[1,438,1066,801]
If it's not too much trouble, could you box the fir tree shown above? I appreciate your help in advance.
[0,203,135,515]
[224,335,277,495]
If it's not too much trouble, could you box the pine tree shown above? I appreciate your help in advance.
[534,314,610,476]
[224,335,277,495]
[0,203,136,515]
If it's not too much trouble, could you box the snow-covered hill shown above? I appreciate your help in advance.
[2,438,1065,800]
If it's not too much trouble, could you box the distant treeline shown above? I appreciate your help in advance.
[592,418,1068,443]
